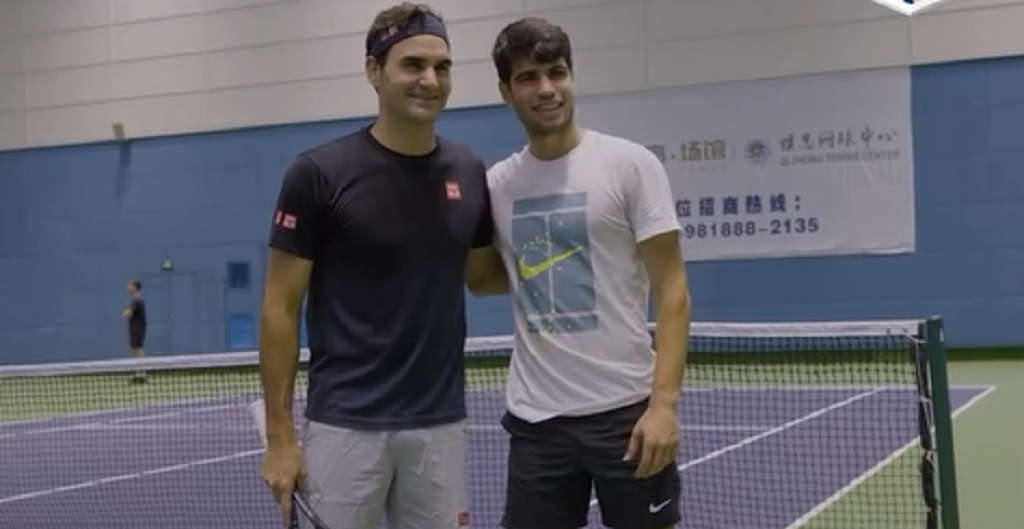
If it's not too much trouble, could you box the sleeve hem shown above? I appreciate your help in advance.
[268,240,315,261]
[635,222,680,245]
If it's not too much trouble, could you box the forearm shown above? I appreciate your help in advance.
[470,270,509,295]
[649,274,691,409]
[258,305,301,446]
[466,246,511,296]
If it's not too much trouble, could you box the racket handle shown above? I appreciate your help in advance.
[293,490,331,529]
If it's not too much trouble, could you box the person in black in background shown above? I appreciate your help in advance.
[122,279,147,384]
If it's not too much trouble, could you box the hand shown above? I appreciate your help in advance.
[259,441,305,527]
[122,309,130,318]
[624,402,678,478]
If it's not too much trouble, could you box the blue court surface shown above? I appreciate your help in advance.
[0,384,991,528]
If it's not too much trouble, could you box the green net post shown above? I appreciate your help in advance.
[925,315,960,529]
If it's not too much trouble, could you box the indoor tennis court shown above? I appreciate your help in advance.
[0,384,988,529]
[0,320,993,528]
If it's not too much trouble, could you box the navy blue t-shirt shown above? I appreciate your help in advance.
[267,126,493,430]
[128,294,146,329]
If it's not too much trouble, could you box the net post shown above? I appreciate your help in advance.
[925,315,960,529]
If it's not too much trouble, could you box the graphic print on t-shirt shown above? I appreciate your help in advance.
[511,192,596,334]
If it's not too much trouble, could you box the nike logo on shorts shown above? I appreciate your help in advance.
[648,498,672,513]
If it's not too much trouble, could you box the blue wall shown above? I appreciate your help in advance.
[2,56,1023,365]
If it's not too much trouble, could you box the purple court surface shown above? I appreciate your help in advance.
[1,385,990,529]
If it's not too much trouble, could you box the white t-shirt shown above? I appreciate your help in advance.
[487,129,681,423]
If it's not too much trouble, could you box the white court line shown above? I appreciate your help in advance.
[0,404,243,441]
[588,388,884,507]
[0,423,96,440]
[466,384,992,395]
[783,384,998,528]
[0,448,263,505]
[680,425,773,432]
[107,404,238,424]
[4,384,986,430]
[677,384,993,392]
[4,422,774,437]
[0,394,243,429]
[77,424,255,433]
[465,424,771,433]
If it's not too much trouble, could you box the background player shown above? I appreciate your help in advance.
[257,3,505,528]
[122,279,147,384]
[486,17,692,529]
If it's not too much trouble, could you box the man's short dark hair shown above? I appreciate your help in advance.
[366,2,445,64]
[129,279,141,290]
[491,17,573,85]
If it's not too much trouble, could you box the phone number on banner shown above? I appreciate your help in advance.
[681,218,820,240]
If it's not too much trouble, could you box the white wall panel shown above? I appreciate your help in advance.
[203,0,349,50]
[931,0,1024,11]
[114,92,210,138]
[205,36,358,90]
[0,40,23,77]
[447,16,519,63]
[111,16,206,62]
[911,2,1024,64]
[522,0,623,12]
[113,92,210,138]
[205,0,295,13]
[0,0,1023,152]
[24,28,110,71]
[427,0,523,21]
[110,0,206,24]
[449,60,502,108]
[0,74,24,112]
[648,0,894,44]
[647,17,912,89]
[25,64,112,109]
[543,2,646,49]
[27,101,114,146]
[204,76,370,131]
[0,111,26,147]
[574,46,648,95]
[0,1,22,40]
[20,0,109,35]
[113,55,206,99]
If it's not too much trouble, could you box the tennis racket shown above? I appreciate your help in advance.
[249,398,331,529]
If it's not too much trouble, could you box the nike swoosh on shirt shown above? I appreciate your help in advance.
[516,247,582,281]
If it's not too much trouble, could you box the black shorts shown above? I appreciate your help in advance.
[501,399,681,529]
[128,327,146,349]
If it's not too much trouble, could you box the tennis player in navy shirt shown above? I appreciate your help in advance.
[256,3,507,528]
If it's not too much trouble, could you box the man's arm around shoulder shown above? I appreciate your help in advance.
[465,161,509,296]
[466,245,509,296]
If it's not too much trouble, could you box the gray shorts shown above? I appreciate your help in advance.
[299,419,469,529]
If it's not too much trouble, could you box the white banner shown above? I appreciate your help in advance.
[576,67,916,262]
